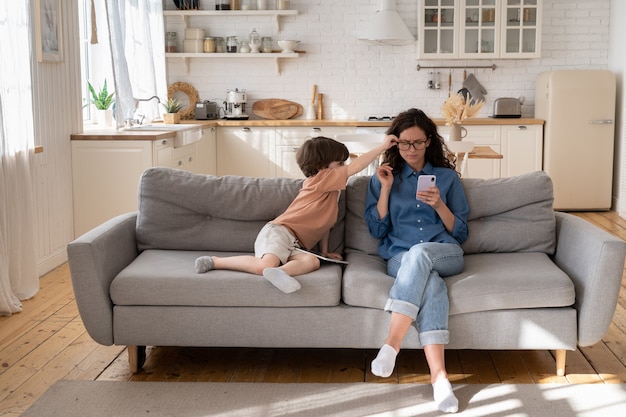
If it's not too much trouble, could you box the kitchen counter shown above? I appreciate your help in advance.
[71,118,543,140]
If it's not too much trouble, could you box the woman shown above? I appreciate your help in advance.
[365,108,469,413]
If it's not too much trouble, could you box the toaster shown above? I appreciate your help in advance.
[195,100,219,120]
[492,97,522,118]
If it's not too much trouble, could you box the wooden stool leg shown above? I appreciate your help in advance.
[555,349,566,376]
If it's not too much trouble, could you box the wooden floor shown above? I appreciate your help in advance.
[1,211,626,416]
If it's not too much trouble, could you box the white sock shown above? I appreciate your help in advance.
[262,268,301,294]
[371,344,398,377]
[433,378,458,413]
[195,256,214,273]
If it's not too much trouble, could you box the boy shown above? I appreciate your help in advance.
[195,135,396,293]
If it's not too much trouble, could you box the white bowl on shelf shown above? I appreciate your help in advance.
[277,40,300,53]
[446,140,475,154]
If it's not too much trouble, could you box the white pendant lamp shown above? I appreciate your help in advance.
[359,0,415,45]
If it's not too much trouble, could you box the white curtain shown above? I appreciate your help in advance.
[106,0,167,126]
[0,1,39,315]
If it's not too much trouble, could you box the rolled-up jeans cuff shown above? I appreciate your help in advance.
[419,330,449,346]
[384,298,419,321]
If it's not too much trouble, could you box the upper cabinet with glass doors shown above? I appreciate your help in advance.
[500,0,541,58]
[418,0,541,60]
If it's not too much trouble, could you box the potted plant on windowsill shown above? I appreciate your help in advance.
[86,79,115,126]
[162,98,183,124]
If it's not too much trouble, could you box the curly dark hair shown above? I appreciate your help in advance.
[382,108,458,175]
[296,136,350,177]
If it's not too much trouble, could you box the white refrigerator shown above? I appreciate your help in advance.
[534,70,616,210]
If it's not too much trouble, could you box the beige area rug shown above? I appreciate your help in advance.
[21,381,626,417]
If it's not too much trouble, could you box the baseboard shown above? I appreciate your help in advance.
[37,248,68,277]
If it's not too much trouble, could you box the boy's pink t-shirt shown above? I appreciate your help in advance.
[272,165,349,250]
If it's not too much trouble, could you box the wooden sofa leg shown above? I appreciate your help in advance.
[555,349,566,376]
[128,345,146,373]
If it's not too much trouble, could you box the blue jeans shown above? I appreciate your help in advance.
[385,242,464,346]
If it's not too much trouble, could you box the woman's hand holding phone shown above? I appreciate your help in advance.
[416,175,439,206]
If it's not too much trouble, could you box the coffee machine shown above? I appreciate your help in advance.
[223,88,249,119]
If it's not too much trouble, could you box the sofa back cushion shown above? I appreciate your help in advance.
[461,171,556,254]
[344,171,556,256]
[136,167,345,253]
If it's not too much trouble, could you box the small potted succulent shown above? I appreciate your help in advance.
[162,98,183,124]
[86,79,115,126]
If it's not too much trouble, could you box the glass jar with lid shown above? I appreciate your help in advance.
[261,37,273,53]
[215,0,229,10]
[215,37,226,53]
[239,41,250,53]
[166,32,177,52]
[226,36,238,53]
[248,28,261,53]
[203,37,215,53]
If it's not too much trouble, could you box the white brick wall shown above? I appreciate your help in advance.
[165,0,611,119]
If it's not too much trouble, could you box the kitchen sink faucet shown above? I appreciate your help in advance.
[128,95,162,126]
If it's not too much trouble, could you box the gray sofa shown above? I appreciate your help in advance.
[67,167,626,375]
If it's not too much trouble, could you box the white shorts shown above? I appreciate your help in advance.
[254,223,301,265]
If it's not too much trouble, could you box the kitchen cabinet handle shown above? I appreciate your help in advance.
[292,147,300,151]
[312,127,321,132]
[589,120,614,124]
[242,127,251,132]
[178,160,183,166]
[517,125,528,130]
[161,140,169,145]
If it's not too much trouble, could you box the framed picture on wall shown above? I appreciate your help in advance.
[35,0,63,62]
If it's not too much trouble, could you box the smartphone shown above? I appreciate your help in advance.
[416,175,436,198]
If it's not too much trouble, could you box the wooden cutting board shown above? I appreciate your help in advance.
[253,99,304,120]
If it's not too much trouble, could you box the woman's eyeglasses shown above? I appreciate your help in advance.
[396,139,429,151]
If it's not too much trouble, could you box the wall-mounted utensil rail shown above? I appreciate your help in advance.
[417,64,497,71]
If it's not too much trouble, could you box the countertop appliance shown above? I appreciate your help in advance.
[535,70,616,210]
[194,100,219,120]
[492,97,522,118]
[223,88,249,120]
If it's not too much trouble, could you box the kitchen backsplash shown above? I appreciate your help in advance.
[163,0,610,120]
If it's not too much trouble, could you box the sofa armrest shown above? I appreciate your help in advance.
[67,212,139,346]
[553,212,626,346]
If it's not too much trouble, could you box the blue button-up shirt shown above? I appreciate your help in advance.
[365,161,470,260]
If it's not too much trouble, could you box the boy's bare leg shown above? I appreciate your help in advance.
[195,254,279,274]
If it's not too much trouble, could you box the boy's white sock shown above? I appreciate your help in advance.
[371,344,398,377]
[262,268,301,293]
[433,378,458,413]
[195,256,214,273]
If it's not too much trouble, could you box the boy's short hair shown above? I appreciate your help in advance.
[296,136,350,177]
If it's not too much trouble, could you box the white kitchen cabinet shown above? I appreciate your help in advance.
[418,0,541,59]
[500,124,543,177]
[71,139,174,237]
[441,123,543,179]
[217,126,276,177]
[275,126,355,178]
[441,125,501,179]
[419,0,457,59]
[197,126,217,175]
[71,132,216,237]
[500,0,541,59]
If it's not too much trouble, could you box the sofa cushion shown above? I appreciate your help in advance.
[342,252,575,315]
[136,168,345,253]
[344,175,380,256]
[461,172,556,255]
[110,250,343,307]
[344,171,556,256]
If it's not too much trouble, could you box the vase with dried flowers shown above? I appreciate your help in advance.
[442,93,485,141]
